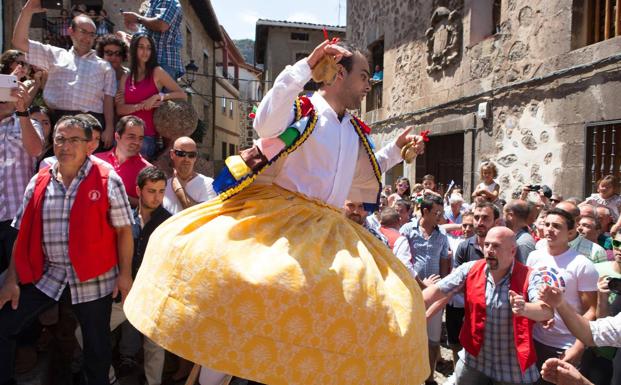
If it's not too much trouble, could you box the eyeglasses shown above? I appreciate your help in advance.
[75,27,97,38]
[172,149,197,159]
[53,136,89,146]
[612,239,621,249]
[103,50,122,57]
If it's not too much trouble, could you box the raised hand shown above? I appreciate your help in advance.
[509,289,526,315]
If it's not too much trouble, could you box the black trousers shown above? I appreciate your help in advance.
[0,284,112,385]
[0,220,17,273]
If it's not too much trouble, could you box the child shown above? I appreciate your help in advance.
[586,175,621,222]
[422,174,436,192]
[472,161,500,202]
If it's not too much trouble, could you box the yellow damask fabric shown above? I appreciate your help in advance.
[124,184,429,384]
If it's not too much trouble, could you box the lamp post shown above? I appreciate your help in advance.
[181,59,199,90]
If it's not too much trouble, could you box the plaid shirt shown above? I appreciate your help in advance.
[27,40,116,113]
[140,0,184,78]
[0,115,43,221]
[13,158,133,304]
[438,261,544,383]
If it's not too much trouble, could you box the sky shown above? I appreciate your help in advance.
[211,0,347,40]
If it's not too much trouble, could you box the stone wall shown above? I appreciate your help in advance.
[347,0,621,199]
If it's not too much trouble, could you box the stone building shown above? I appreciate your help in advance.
[254,19,346,93]
[348,0,621,199]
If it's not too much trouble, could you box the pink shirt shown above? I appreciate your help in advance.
[94,149,151,198]
[123,74,159,136]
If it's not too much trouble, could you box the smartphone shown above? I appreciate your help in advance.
[0,75,18,102]
[41,0,63,9]
[608,277,621,295]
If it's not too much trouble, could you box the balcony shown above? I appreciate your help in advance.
[39,16,115,49]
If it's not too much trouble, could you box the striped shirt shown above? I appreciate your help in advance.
[397,219,449,279]
[13,158,133,304]
[0,115,43,221]
[140,0,184,78]
[27,40,116,113]
[438,261,544,383]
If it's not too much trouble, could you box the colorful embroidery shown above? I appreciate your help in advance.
[351,116,382,211]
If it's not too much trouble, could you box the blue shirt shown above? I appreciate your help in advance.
[438,261,543,383]
[399,219,449,279]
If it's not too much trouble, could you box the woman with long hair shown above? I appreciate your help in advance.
[115,33,186,160]
[387,176,411,206]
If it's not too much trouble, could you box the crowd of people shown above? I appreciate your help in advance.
[1,1,621,385]
[0,0,198,384]
[357,161,621,385]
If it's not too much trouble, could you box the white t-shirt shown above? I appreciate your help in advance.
[163,174,216,214]
[527,248,599,349]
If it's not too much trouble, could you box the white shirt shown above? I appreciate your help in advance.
[253,59,402,208]
[163,174,216,214]
[27,40,116,113]
[527,248,599,349]
[591,313,621,347]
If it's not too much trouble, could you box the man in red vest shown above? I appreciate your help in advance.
[0,116,134,385]
[423,227,553,384]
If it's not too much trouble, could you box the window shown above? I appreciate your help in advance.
[469,0,501,46]
[572,0,621,49]
[229,143,236,156]
[221,97,226,113]
[585,121,621,196]
[291,32,309,41]
[221,142,228,158]
[185,26,192,58]
[203,52,209,75]
[366,39,384,112]
[229,101,234,117]
[295,52,309,61]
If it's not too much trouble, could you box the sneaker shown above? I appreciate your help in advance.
[117,355,138,377]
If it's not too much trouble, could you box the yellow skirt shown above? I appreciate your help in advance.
[124,184,429,384]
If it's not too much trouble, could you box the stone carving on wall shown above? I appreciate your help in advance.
[425,7,461,73]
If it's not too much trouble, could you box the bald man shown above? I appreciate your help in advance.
[163,137,216,213]
[424,227,552,385]
[13,0,117,148]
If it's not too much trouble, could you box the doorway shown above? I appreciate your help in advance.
[416,132,464,194]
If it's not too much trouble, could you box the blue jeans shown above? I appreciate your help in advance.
[141,135,158,161]
[159,63,182,82]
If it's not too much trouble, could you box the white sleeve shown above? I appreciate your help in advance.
[577,257,600,292]
[374,141,403,174]
[393,236,416,278]
[591,313,621,348]
[253,59,312,139]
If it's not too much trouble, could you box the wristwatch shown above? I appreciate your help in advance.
[15,108,30,117]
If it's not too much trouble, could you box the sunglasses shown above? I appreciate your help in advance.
[172,149,197,159]
[550,199,561,203]
[612,239,621,249]
[103,50,122,57]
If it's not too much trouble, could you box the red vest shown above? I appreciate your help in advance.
[13,162,118,283]
[460,259,536,373]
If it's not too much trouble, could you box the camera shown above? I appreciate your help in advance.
[41,0,63,9]
[608,277,621,295]
[527,185,541,191]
